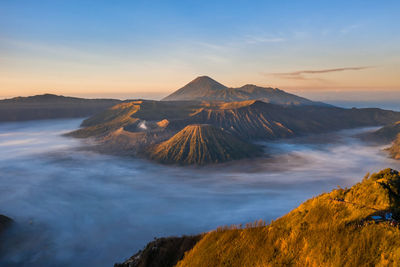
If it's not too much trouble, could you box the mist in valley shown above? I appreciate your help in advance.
[0,118,399,266]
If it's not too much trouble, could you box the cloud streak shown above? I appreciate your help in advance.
[245,36,285,44]
[266,66,373,81]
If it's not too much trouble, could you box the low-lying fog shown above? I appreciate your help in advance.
[1,119,399,266]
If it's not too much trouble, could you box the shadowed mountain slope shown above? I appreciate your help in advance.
[0,94,120,122]
[118,169,400,266]
[357,121,400,160]
[172,101,296,139]
[69,101,142,138]
[173,101,400,140]
[162,76,326,106]
[68,100,199,138]
[387,135,400,160]
[148,124,261,165]
[360,121,400,144]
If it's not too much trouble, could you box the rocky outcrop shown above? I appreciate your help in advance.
[114,235,201,267]
[0,215,13,236]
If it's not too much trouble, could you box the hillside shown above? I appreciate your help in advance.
[68,100,201,139]
[360,121,400,144]
[117,169,400,266]
[0,94,120,122]
[387,135,400,159]
[68,101,142,138]
[162,76,326,106]
[357,121,400,160]
[148,124,261,165]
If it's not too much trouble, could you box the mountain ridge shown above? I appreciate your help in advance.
[68,99,400,164]
[0,94,121,122]
[162,76,327,106]
[358,121,400,160]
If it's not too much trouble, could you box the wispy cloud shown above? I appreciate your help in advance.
[194,41,226,51]
[193,34,285,52]
[265,66,373,81]
[245,36,285,44]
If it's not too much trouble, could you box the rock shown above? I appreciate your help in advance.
[114,235,201,267]
[0,215,13,236]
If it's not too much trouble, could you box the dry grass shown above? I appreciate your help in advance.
[177,169,400,267]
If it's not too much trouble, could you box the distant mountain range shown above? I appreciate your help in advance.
[0,94,120,122]
[0,77,327,122]
[5,78,400,164]
[163,76,327,106]
[69,99,400,165]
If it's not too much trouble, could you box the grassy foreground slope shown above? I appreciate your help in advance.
[176,169,400,266]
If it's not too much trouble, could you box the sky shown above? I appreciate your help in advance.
[0,0,399,102]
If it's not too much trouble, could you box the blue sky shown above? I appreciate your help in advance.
[1,0,399,100]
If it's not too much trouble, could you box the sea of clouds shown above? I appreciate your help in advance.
[0,118,399,266]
